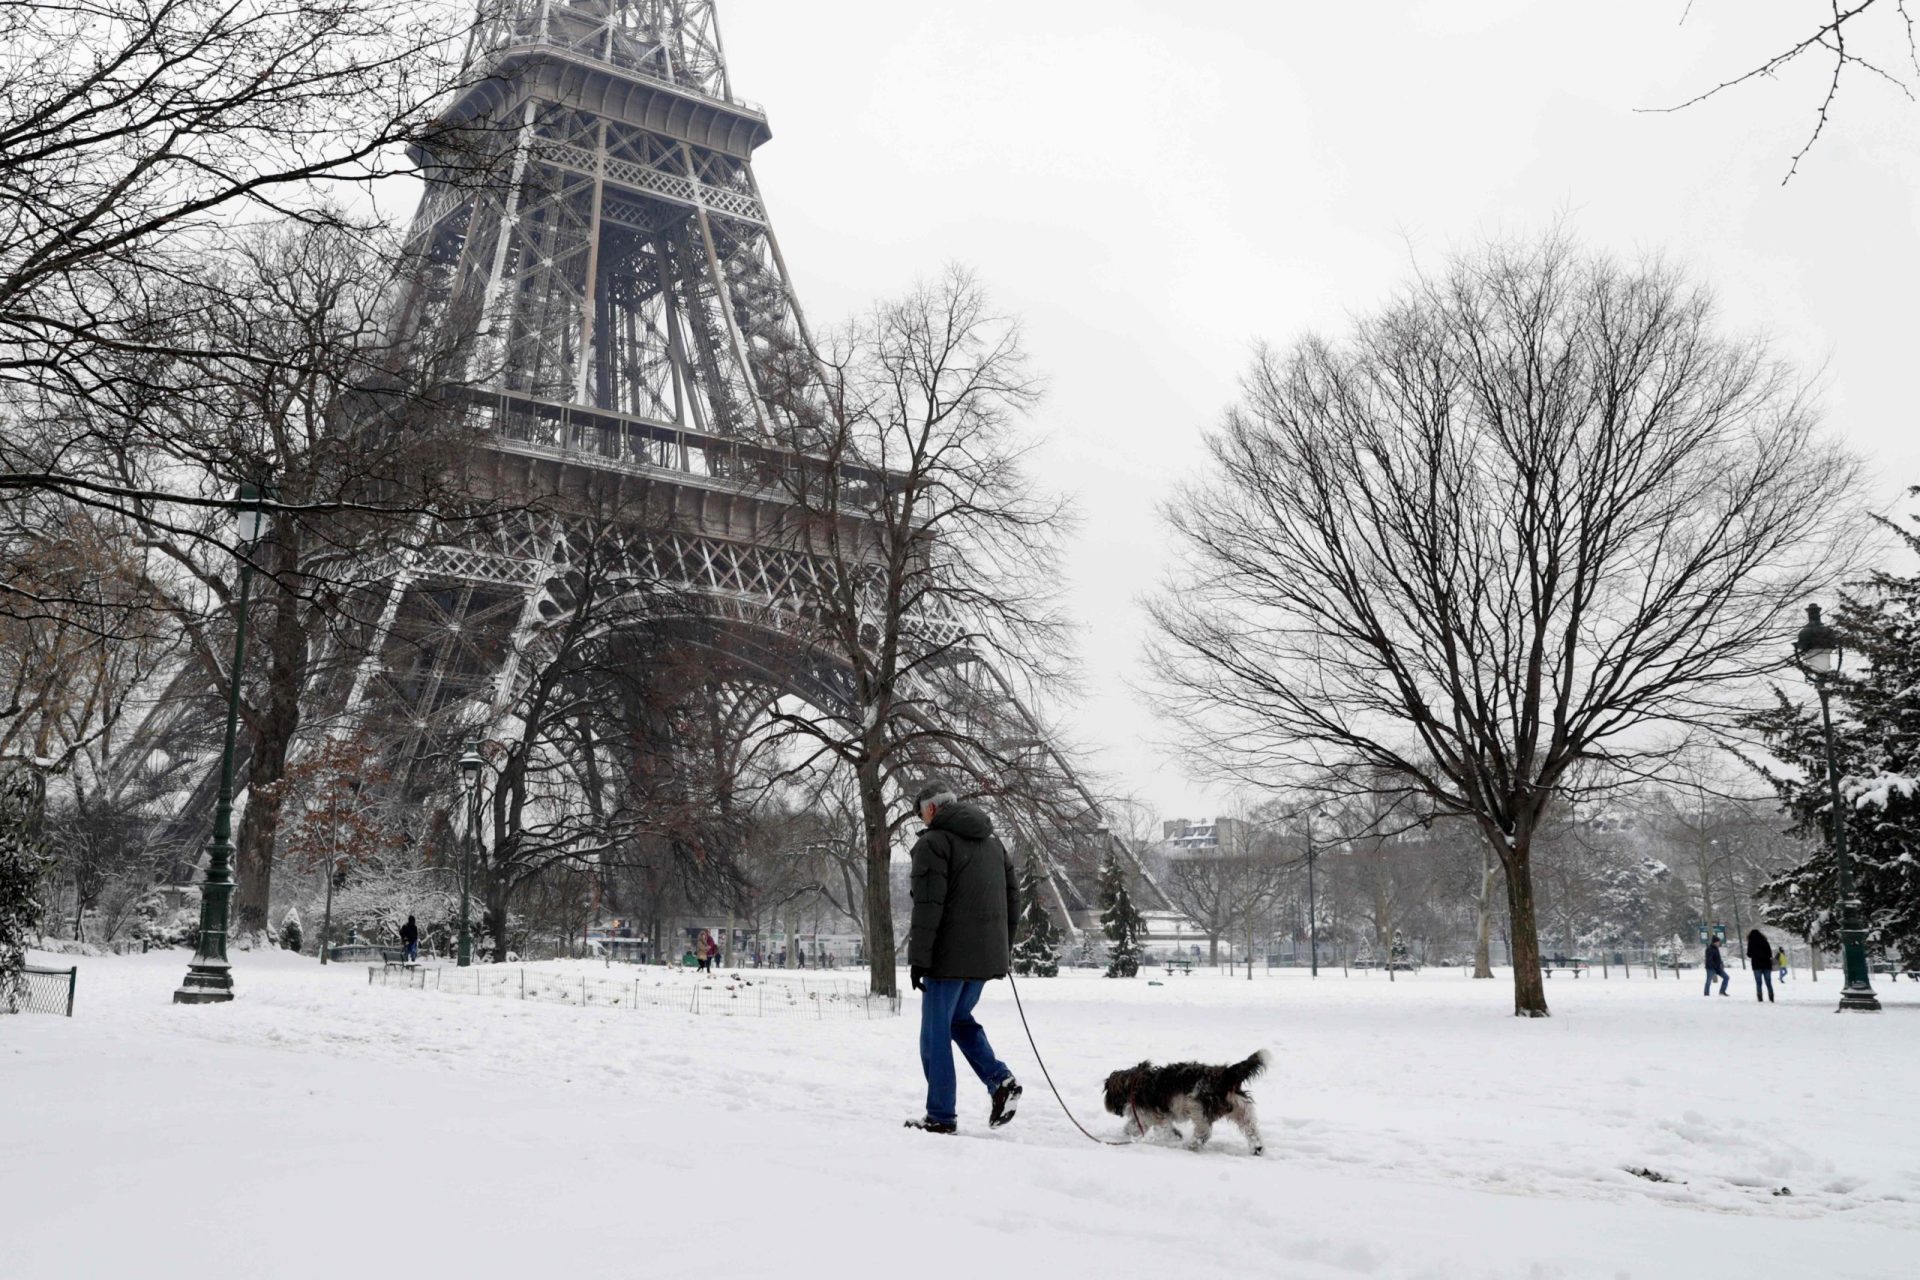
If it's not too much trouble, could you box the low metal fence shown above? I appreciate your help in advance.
[7,965,77,1016]
[368,964,899,1019]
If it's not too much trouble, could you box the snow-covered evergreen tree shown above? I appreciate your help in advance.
[1,768,51,1012]
[1011,850,1060,977]
[1747,492,1920,958]
[281,906,304,953]
[1098,852,1144,979]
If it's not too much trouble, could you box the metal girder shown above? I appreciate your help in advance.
[331,0,1132,925]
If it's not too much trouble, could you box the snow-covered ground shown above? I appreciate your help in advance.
[5,950,1919,1279]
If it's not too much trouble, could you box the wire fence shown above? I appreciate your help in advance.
[367,964,901,1019]
[5,965,77,1016]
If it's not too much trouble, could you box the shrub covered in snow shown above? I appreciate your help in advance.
[281,907,303,953]
[1012,850,1060,977]
[1,767,52,1011]
[1098,852,1144,979]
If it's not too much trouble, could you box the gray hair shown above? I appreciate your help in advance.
[912,781,957,811]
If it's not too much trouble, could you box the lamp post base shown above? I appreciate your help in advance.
[1837,984,1882,1013]
[173,963,234,1004]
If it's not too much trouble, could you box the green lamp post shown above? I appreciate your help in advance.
[458,740,483,967]
[1305,810,1319,978]
[1793,603,1881,1013]
[175,481,271,1005]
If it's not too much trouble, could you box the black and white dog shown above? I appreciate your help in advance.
[1102,1050,1269,1155]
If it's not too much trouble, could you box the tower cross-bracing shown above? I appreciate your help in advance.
[117,0,1170,935]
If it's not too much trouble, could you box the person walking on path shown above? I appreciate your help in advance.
[399,915,419,963]
[904,781,1023,1136]
[707,931,724,973]
[1776,945,1790,982]
[1747,929,1777,1002]
[1704,938,1731,996]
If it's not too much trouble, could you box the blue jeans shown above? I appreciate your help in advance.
[918,978,1011,1125]
[1755,969,1774,1001]
[405,941,418,962]
[1704,968,1728,995]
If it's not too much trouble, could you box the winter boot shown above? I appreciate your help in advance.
[904,1117,957,1135]
[989,1075,1023,1128]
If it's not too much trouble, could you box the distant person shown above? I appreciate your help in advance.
[707,932,723,973]
[1776,945,1790,982]
[1703,938,1730,996]
[1747,929,1776,1003]
[399,915,419,963]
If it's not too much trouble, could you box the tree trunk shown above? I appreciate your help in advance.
[485,888,511,963]
[1473,844,1495,979]
[1207,933,1219,965]
[1501,834,1549,1017]
[233,540,308,939]
[855,757,897,997]
[1697,852,1714,939]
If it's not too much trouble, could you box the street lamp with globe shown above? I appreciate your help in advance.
[1792,603,1881,1013]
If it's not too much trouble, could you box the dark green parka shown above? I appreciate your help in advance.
[908,801,1021,979]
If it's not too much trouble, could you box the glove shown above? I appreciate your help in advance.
[911,965,927,991]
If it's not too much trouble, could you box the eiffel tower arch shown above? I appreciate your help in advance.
[339,0,1167,933]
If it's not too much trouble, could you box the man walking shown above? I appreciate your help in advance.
[1747,928,1777,1003]
[399,915,419,964]
[1703,936,1730,996]
[904,781,1023,1136]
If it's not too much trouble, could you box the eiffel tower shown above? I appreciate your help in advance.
[359,0,832,773]
[143,0,1168,935]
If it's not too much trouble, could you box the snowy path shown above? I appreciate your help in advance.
[5,951,1918,1278]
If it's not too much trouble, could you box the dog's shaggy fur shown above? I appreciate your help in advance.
[1102,1050,1269,1155]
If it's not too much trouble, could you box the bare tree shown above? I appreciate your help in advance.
[1149,235,1862,1016]
[1646,1,1918,182]
[0,0,466,414]
[1163,853,1250,967]
[102,219,484,938]
[760,267,1074,997]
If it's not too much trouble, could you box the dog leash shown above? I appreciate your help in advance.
[1006,971,1132,1147]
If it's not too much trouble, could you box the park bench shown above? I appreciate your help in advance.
[1385,961,1420,974]
[1162,959,1194,976]
[328,943,404,964]
[1541,960,1589,978]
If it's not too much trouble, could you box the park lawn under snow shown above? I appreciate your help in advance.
[5,951,1920,1279]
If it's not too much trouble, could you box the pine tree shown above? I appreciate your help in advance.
[1746,492,1920,958]
[1011,850,1060,977]
[1,768,51,1013]
[1098,851,1144,979]
[281,906,304,953]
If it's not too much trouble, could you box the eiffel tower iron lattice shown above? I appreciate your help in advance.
[120,0,1167,937]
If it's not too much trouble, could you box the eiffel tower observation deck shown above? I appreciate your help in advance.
[396,0,821,504]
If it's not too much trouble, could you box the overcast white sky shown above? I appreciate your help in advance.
[709,1,1920,819]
